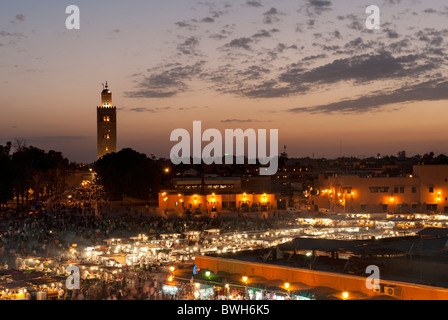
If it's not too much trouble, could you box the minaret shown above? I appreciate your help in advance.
[97,81,117,159]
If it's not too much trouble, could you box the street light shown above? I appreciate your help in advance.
[342,291,349,300]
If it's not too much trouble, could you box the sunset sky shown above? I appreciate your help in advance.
[1,0,448,163]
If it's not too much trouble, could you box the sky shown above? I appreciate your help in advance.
[1,0,448,163]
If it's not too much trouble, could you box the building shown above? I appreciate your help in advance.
[194,233,448,300]
[175,176,242,194]
[311,164,448,214]
[159,191,276,215]
[97,82,117,159]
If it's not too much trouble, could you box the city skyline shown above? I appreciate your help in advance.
[1,0,448,163]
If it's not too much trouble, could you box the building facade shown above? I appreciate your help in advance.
[311,165,448,214]
[159,192,277,215]
[175,177,242,194]
[97,82,117,159]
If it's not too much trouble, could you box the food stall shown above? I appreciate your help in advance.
[0,281,28,300]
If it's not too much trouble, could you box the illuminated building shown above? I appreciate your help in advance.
[311,165,448,214]
[97,82,117,159]
[158,192,277,215]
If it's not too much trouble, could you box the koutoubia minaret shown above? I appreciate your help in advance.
[97,81,117,159]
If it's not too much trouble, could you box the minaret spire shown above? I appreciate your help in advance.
[97,81,117,159]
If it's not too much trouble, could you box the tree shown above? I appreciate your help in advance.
[0,142,13,207]
[279,145,288,168]
[10,145,70,211]
[94,148,162,200]
[397,150,406,160]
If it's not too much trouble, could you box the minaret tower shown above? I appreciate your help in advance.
[97,81,117,159]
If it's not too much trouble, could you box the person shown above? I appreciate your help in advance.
[149,285,155,300]
[77,290,85,300]
[153,277,158,299]
[53,285,63,298]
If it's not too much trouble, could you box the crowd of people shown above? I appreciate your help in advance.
[0,187,299,300]
[60,271,167,300]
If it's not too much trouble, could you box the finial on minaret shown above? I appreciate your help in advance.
[105,81,108,89]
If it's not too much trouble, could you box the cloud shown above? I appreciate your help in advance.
[279,51,435,86]
[225,37,253,50]
[246,0,263,7]
[15,14,26,21]
[126,61,206,98]
[384,28,400,39]
[221,119,272,123]
[252,29,272,38]
[288,79,448,114]
[201,17,215,23]
[300,0,332,17]
[0,31,26,39]
[128,4,448,108]
[424,8,437,14]
[221,119,254,123]
[235,65,271,80]
[177,106,208,111]
[175,21,191,27]
[309,0,332,8]
[174,21,197,31]
[126,107,171,113]
[263,7,283,24]
[177,36,201,55]
[230,80,308,99]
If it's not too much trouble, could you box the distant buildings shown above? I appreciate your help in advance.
[194,228,448,300]
[311,164,448,214]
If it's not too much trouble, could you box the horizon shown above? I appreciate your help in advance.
[2,138,445,165]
